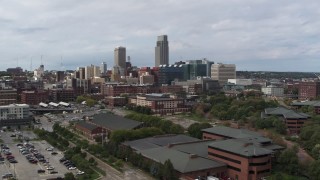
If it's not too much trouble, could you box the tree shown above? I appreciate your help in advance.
[161,159,178,180]
[188,123,212,139]
[86,99,97,107]
[277,148,300,175]
[309,160,320,180]
[64,172,76,180]
[76,96,86,104]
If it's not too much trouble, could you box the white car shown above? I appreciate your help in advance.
[46,148,53,151]
[68,166,77,170]
[77,171,84,175]
[46,166,55,170]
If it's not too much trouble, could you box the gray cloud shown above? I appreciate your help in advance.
[0,0,319,72]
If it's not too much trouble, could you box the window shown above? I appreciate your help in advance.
[227,165,241,172]
[209,152,241,164]
[257,169,270,174]
[249,160,270,166]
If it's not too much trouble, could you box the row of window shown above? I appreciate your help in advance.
[208,152,241,164]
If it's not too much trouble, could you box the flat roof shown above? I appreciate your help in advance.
[209,138,273,157]
[76,121,99,131]
[202,126,261,139]
[123,134,199,151]
[91,113,143,131]
[140,147,226,173]
[265,107,310,119]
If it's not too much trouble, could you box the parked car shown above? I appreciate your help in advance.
[46,166,55,170]
[51,152,58,155]
[37,169,45,173]
[77,171,85,175]
[50,171,58,174]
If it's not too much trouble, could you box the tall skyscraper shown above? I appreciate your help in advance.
[155,35,169,67]
[100,62,107,76]
[114,46,126,70]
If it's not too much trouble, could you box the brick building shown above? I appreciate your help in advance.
[75,121,103,139]
[21,91,49,105]
[129,93,190,115]
[291,101,320,114]
[0,88,17,106]
[263,107,310,134]
[202,126,284,180]
[105,96,127,107]
[49,89,75,102]
[299,81,320,100]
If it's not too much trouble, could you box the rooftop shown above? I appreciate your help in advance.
[291,101,320,107]
[202,126,261,139]
[209,138,273,157]
[91,113,143,131]
[123,134,199,151]
[140,147,226,173]
[76,121,99,131]
[264,107,310,119]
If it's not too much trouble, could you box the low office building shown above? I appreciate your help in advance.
[75,121,103,139]
[261,85,284,97]
[129,93,190,115]
[123,135,227,180]
[105,96,127,107]
[291,101,320,114]
[202,126,284,180]
[89,113,143,137]
[263,107,310,134]
[0,104,32,127]
[208,138,273,180]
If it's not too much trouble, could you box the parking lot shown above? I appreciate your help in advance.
[0,130,75,180]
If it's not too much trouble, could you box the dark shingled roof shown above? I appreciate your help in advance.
[91,113,143,130]
[209,138,273,157]
[291,101,320,107]
[170,140,216,158]
[76,121,99,131]
[140,147,226,173]
[122,134,200,151]
[264,107,310,119]
[202,126,261,139]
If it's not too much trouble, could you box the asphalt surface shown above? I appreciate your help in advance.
[0,130,72,180]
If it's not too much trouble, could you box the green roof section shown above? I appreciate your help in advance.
[140,147,226,173]
[209,138,273,157]
[76,121,99,131]
[91,113,143,130]
[202,126,261,139]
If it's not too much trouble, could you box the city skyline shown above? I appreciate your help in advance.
[0,0,319,72]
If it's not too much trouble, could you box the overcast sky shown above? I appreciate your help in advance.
[0,0,319,72]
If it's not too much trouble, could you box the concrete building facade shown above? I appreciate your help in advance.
[114,46,126,72]
[211,63,236,85]
[155,35,169,67]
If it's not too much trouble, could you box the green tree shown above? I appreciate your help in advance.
[64,172,76,180]
[76,96,86,103]
[86,99,97,107]
[187,123,212,139]
[161,159,178,180]
[309,160,320,180]
[277,148,299,175]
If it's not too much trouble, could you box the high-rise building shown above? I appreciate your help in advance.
[211,63,236,85]
[114,47,126,71]
[155,35,169,67]
[100,62,107,76]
